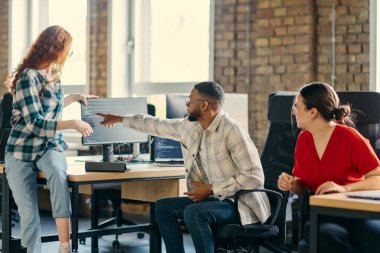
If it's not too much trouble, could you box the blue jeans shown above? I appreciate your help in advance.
[5,150,71,253]
[304,217,380,253]
[155,197,239,253]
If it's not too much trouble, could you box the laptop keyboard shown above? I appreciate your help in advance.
[153,161,185,167]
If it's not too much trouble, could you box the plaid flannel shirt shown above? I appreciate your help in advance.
[6,68,67,161]
[123,111,271,225]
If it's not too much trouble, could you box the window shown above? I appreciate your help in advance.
[135,0,211,84]
[9,0,88,91]
[101,0,214,97]
[48,0,87,86]
[370,0,380,91]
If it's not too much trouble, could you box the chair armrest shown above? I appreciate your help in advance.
[232,188,283,230]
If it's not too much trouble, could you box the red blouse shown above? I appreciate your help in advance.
[292,124,380,193]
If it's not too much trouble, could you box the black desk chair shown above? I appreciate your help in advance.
[0,92,26,253]
[297,91,380,253]
[214,92,300,253]
[0,92,13,162]
[0,92,19,226]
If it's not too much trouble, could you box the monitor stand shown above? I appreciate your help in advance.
[102,144,114,162]
[133,143,140,158]
[84,144,129,172]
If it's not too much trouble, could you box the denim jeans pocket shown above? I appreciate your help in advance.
[36,148,67,171]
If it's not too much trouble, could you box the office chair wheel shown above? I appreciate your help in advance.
[79,237,86,244]
[112,240,120,249]
[137,232,145,239]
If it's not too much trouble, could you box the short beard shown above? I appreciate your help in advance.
[188,114,198,121]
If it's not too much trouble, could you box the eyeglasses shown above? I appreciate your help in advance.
[185,98,206,106]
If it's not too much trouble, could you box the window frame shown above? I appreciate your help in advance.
[8,0,89,95]
[370,0,380,91]
[108,0,215,97]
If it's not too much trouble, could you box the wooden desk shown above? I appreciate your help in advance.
[1,157,186,253]
[309,191,380,253]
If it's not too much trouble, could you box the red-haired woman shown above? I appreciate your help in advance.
[4,26,96,253]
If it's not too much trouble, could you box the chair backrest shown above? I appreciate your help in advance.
[337,91,380,158]
[0,92,13,162]
[261,91,300,247]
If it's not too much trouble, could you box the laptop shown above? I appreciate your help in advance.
[152,137,184,167]
[346,190,380,201]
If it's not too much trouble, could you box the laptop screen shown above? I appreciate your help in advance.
[153,137,183,162]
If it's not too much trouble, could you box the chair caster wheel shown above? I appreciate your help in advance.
[79,237,86,244]
[113,240,120,249]
[137,232,145,239]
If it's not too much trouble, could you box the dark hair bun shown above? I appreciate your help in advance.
[334,104,351,122]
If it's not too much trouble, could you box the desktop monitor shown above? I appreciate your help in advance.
[166,94,188,119]
[153,137,183,162]
[81,97,148,162]
[164,93,248,129]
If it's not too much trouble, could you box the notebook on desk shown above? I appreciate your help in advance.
[346,190,380,201]
[152,137,185,167]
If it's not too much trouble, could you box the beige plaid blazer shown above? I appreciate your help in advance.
[123,111,271,225]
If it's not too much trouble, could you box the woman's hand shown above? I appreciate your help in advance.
[315,181,348,195]
[74,120,93,137]
[96,113,123,127]
[278,172,295,191]
[74,93,99,106]
[64,93,98,108]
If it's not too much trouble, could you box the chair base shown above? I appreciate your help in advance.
[216,238,291,253]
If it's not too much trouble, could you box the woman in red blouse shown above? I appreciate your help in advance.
[278,82,380,253]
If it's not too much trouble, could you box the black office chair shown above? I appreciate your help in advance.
[0,92,19,225]
[213,92,300,253]
[0,92,13,161]
[0,92,26,253]
[297,91,380,253]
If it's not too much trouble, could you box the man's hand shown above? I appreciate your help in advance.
[96,113,124,127]
[184,181,212,202]
[315,181,348,195]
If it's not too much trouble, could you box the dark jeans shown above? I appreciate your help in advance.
[155,197,239,253]
[303,217,380,253]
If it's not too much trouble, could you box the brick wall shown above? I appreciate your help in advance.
[89,0,108,97]
[214,0,369,150]
[0,0,9,96]
[316,0,369,91]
